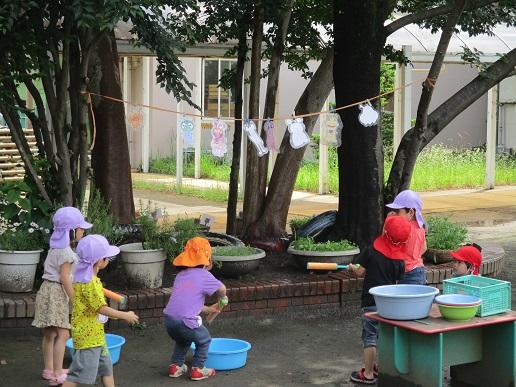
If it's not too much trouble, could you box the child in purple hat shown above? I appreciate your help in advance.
[64,235,139,387]
[386,190,427,285]
[32,207,93,386]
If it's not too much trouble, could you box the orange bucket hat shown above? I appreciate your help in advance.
[173,237,212,267]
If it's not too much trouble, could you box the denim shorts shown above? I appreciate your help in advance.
[400,266,426,285]
[361,306,378,348]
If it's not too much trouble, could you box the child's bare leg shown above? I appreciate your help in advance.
[363,346,376,378]
[102,375,115,387]
[62,381,77,387]
[42,327,57,371]
[53,327,69,376]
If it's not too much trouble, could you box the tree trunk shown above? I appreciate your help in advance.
[243,0,294,239]
[226,33,248,235]
[332,1,394,248]
[248,48,334,240]
[89,32,135,223]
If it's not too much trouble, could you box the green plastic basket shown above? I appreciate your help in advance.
[443,275,511,317]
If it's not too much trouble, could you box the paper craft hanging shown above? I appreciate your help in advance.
[211,119,228,157]
[358,101,379,127]
[179,116,195,149]
[286,117,310,149]
[127,107,144,131]
[264,119,279,152]
[244,119,268,157]
[323,113,343,147]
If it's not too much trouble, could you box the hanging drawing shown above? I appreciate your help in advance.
[358,101,379,127]
[211,119,228,157]
[264,119,279,152]
[323,113,343,147]
[127,106,144,131]
[244,119,268,157]
[286,117,310,149]
[179,116,195,149]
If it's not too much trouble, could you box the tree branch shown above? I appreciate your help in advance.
[385,0,498,35]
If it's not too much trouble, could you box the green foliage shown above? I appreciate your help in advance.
[171,218,204,258]
[85,190,123,245]
[212,246,259,256]
[290,237,357,252]
[133,180,232,202]
[289,216,311,232]
[426,216,468,251]
[149,153,231,181]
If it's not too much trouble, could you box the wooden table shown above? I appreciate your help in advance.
[366,305,516,387]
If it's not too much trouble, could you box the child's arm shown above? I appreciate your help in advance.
[98,305,139,325]
[59,262,74,299]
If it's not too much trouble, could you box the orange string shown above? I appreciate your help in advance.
[88,94,97,151]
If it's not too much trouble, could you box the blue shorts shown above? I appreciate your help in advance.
[400,266,426,285]
[361,306,378,348]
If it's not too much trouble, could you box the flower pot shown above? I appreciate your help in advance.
[424,248,453,264]
[287,247,360,270]
[119,243,167,289]
[0,249,43,292]
[211,248,266,278]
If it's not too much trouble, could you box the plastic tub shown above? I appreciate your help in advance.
[369,285,439,320]
[438,304,480,321]
[435,294,481,306]
[66,334,126,365]
[191,338,251,370]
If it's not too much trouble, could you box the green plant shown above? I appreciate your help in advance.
[290,237,357,252]
[136,201,177,259]
[426,216,468,250]
[85,190,123,245]
[171,218,204,258]
[211,246,258,256]
[289,216,311,232]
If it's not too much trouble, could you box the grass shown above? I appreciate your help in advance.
[132,180,232,202]
[145,145,516,198]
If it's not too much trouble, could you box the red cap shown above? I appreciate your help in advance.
[373,215,411,260]
[451,245,482,275]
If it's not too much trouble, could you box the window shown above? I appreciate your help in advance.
[203,59,236,118]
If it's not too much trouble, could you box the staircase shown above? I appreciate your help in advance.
[0,127,38,182]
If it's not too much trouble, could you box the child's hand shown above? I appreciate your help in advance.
[206,303,221,314]
[124,311,139,325]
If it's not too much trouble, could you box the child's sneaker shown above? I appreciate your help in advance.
[168,363,188,378]
[350,368,377,385]
[190,366,216,381]
[48,372,67,386]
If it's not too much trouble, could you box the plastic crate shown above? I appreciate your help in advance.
[443,275,511,317]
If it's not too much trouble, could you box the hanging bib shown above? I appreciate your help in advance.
[244,119,268,157]
[127,107,144,131]
[179,116,195,149]
[323,113,343,147]
[286,117,310,149]
[264,119,279,152]
[211,119,228,157]
[358,102,379,127]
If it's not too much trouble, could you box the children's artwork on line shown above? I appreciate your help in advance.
[358,101,379,127]
[286,117,310,149]
[244,119,268,157]
[264,119,279,152]
[323,113,343,147]
[127,107,144,131]
[211,119,228,157]
[179,116,195,149]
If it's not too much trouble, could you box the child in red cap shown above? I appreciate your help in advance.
[348,215,411,385]
[451,244,482,276]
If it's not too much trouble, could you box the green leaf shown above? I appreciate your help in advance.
[6,190,21,204]
[18,198,31,211]
[3,204,19,219]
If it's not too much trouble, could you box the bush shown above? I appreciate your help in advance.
[426,216,468,250]
[85,190,123,245]
[289,237,357,252]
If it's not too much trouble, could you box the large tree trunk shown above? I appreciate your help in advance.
[243,0,294,239]
[332,1,394,248]
[248,48,334,241]
[386,46,516,197]
[226,33,248,235]
[89,32,135,223]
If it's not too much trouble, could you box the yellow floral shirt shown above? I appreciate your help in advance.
[71,276,106,349]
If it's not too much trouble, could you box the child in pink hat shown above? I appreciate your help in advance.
[32,207,92,386]
[63,235,139,387]
[386,190,427,285]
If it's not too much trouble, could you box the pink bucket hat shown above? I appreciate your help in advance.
[49,207,93,249]
[386,190,425,228]
[74,235,120,283]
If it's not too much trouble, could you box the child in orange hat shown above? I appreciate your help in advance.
[163,237,227,381]
[348,215,411,385]
[451,244,482,276]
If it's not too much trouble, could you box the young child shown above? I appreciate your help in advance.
[386,189,427,285]
[63,235,139,387]
[163,237,227,381]
[349,215,411,385]
[32,207,93,386]
[451,244,482,276]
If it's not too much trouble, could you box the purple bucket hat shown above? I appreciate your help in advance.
[74,235,120,283]
[49,207,93,249]
[386,190,425,228]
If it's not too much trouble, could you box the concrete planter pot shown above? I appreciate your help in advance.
[287,247,360,270]
[119,243,167,289]
[0,249,43,292]
[211,248,266,278]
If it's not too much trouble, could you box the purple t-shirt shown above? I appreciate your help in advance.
[163,268,222,328]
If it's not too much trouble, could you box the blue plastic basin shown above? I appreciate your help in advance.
[66,334,126,365]
[369,285,439,320]
[191,338,251,370]
[435,294,482,306]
